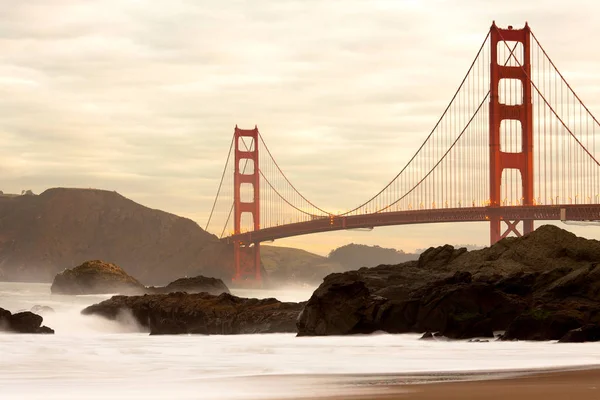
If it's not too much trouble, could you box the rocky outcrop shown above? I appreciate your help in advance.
[297,225,600,342]
[149,276,230,296]
[559,324,600,343]
[51,260,146,295]
[0,307,54,334]
[81,292,305,335]
[298,270,526,339]
[52,259,231,296]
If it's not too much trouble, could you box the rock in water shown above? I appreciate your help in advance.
[31,305,55,315]
[81,292,305,335]
[51,260,146,295]
[297,226,600,341]
[559,324,600,343]
[297,270,525,339]
[0,307,54,334]
[148,276,230,296]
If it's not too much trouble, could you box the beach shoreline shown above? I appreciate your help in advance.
[291,366,600,400]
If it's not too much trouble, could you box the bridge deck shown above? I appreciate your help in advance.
[224,205,600,244]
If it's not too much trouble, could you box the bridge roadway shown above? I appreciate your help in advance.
[225,204,600,244]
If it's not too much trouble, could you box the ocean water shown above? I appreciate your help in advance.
[1,282,600,400]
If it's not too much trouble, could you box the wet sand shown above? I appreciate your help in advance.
[299,367,600,400]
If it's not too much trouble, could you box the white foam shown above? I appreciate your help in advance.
[1,282,600,400]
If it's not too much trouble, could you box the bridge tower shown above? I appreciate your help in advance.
[233,125,261,283]
[489,22,534,243]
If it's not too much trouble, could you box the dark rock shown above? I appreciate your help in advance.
[418,245,467,269]
[296,273,387,336]
[51,260,146,295]
[0,307,11,330]
[298,269,526,339]
[297,225,600,341]
[82,292,305,335]
[0,308,54,334]
[37,326,55,334]
[559,324,600,343]
[148,275,230,296]
[503,308,584,341]
[9,311,43,333]
[494,272,538,296]
[412,281,526,339]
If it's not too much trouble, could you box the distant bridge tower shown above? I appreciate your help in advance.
[489,22,534,243]
[233,126,261,283]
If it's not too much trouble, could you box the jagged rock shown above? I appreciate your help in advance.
[297,226,600,341]
[81,292,305,335]
[297,269,525,339]
[36,326,55,334]
[418,245,467,269]
[296,273,388,336]
[0,307,54,334]
[51,260,146,295]
[412,281,526,339]
[9,312,43,333]
[503,308,585,341]
[559,324,600,343]
[149,275,230,296]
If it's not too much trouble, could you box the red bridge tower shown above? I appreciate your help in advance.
[233,125,261,283]
[489,23,534,243]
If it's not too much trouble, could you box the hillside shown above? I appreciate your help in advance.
[0,188,231,284]
[0,187,425,286]
[327,243,419,270]
[261,245,343,284]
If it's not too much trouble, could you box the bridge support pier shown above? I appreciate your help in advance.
[490,218,534,243]
[489,23,534,244]
[232,125,262,284]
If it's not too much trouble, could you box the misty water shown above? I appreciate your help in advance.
[2,282,600,400]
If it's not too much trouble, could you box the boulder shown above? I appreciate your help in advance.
[503,308,585,341]
[31,305,55,315]
[297,273,387,336]
[81,292,305,335]
[149,275,230,296]
[0,307,54,334]
[9,311,43,333]
[51,260,146,295]
[559,324,600,343]
[412,281,526,339]
[0,307,11,330]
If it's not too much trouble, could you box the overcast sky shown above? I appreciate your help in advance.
[1,0,600,255]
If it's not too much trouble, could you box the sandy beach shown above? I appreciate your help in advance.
[301,367,600,400]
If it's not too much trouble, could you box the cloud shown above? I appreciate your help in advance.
[0,0,600,255]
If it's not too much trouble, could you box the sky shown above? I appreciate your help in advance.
[1,0,600,256]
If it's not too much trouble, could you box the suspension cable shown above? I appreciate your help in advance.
[497,29,600,166]
[339,29,492,216]
[205,135,234,231]
[258,133,332,216]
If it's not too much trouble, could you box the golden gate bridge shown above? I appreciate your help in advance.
[205,22,600,283]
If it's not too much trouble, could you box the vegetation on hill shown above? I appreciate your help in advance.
[0,188,231,284]
[327,243,419,270]
[261,245,343,284]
